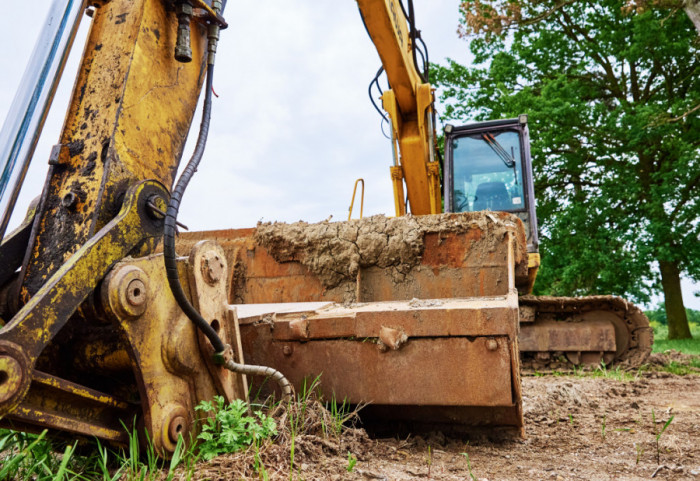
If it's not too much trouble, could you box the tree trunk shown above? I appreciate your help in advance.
[659,260,692,339]
[686,0,700,35]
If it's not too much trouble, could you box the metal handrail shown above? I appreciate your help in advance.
[348,178,365,221]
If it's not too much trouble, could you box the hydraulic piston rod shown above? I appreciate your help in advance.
[0,0,85,240]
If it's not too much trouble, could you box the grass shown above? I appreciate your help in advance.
[460,452,478,481]
[580,364,640,381]
[346,452,357,472]
[651,322,700,355]
[530,320,700,380]
[0,424,200,481]
[601,414,607,441]
[651,408,674,465]
[0,382,363,480]
[534,363,642,381]
[656,359,700,375]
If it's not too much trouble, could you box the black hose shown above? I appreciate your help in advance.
[163,31,293,407]
[368,66,388,122]
[415,44,426,72]
[407,0,427,84]
[163,64,225,354]
[398,0,409,23]
[417,36,430,81]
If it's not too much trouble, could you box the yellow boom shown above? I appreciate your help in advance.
[357,0,441,216]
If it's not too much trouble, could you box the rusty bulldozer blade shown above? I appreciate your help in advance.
[178,212,529,436]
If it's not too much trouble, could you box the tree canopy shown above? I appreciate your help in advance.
[433,0,700,338]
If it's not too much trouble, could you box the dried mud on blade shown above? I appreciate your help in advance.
[179,213,531,436]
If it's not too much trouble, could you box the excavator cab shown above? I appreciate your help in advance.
[444,115,539,254]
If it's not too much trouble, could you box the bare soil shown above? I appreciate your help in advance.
[188,356,700,481]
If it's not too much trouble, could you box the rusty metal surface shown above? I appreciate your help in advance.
[519,295,653,367]
[518,318,616,352]
[238,297,519,341]
[106,255,212,455]
[237,227,524,434]
[169,216,528,432]
[187,240,248,403]
[0,181,166,417]
[0,370,135,443]
[239,293,523,432]
[2,241,248,454]
[244,335,515,407]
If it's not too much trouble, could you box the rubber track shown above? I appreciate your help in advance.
[519,295,654,369]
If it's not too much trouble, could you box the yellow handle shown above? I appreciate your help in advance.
[348,179,365,221]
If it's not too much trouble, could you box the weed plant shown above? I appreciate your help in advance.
[460,452,478,481]
[194,396,277,461]
[601,414,607,441]
[651,409,674,465]
[346,452,357,472]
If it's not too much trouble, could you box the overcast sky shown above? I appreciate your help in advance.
[0,1,697,309]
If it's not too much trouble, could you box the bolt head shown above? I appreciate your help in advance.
[176,2,193,15]
[202,252,225,285]
[168,415,188,443]
[126,279,147,307]
[147,194,168,220]
[0,342,31,415]
[486,339,499,351]
[62,192,77,209]
[102,266,149,320]
[162,405,191,453]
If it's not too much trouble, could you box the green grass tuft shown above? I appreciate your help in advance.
[653,338,700,355]
[650,321,700,355]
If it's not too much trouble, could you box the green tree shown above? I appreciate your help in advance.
[434,0,699,338]
[454,0,700,37]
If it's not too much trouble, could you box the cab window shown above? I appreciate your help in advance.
[451,130,525,213]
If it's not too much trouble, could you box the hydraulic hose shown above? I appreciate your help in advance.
[368,66,388,122]
[224,360,294,409]
[163,64,225,354]
[406,0,427,84]
[163,19,292,406]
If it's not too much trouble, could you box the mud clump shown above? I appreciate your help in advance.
[254,212,524,290]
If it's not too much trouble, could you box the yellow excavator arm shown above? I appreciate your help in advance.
[357,0,441,216]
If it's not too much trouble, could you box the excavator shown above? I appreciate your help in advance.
[0,0,652,455]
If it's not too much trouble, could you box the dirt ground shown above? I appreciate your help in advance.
[192,354,700,481]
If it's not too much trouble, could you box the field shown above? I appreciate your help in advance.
[188,354,700,481]
[651,323,700,356]
[1,328,699,480]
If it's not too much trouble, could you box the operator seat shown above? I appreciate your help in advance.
[473,182,511,211]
